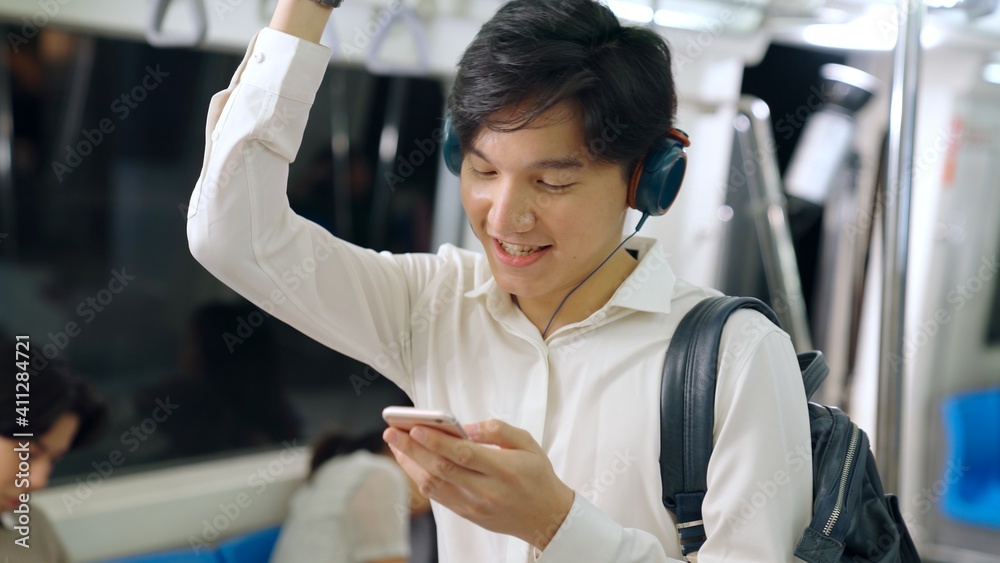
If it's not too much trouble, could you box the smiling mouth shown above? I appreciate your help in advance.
[498,240,550,257]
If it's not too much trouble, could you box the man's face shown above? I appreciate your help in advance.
[461,103,630,302]
[0,413,78,510]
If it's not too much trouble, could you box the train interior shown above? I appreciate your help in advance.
[1,0,999,561]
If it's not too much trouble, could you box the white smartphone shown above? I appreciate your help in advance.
[382,406,471,440]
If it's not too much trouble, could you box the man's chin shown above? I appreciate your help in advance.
[491,274,540,300]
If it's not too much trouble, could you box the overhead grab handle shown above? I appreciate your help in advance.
[146,0,208,49]
[365,2,431,76]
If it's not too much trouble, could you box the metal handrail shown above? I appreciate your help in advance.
[736,96,814,353]
[876,0,923,493]
[146,0,208,49]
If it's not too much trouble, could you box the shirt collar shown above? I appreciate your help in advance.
[464,236,675,316]
[607,236,675,315]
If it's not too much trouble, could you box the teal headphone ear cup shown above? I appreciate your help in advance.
[443,116,463,176]
[632,135,688,217]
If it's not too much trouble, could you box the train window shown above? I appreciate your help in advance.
[0,28,443,482]
[988,248,1000,345]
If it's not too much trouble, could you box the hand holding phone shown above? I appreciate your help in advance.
[382,406,471,440]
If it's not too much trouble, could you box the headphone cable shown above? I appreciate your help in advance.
[538,212,649,339]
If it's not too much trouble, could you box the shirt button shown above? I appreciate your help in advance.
[254,52,266,63]
[211,130,220,142]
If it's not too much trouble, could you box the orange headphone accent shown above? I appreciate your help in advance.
[626,159,644,210]
[668,127,692,147]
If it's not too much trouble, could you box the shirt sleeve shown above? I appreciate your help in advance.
[533,493,683,562]
[186,27,437,397]
[347,465,412,561]
[536,316,812,562]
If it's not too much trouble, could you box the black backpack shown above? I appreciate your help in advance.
[659,296,921,562]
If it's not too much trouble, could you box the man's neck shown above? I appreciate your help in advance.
[515,248,639,338]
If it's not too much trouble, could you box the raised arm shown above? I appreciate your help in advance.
[269,0,332,43]
[186,0,434,397]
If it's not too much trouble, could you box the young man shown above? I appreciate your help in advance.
[187,0,813,560]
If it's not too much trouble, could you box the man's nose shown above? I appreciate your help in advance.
[489,181,536,234]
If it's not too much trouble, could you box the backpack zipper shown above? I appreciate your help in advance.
[822,423,860,536]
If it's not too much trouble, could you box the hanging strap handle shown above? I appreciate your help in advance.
[365,2,431,76]
[146,0,208,49]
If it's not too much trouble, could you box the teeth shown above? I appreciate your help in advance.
[500,241,543,256]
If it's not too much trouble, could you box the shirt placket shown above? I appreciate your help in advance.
[486,296,553,563]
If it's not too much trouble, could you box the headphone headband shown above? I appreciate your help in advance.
[667,127,691,147]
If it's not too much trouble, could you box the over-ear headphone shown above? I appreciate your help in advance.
[441,116,691,221]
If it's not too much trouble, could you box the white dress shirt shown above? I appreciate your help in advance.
[270,450,411,563]
[186,27,812,563]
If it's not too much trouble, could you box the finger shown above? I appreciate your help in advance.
[388,443,505,526]
[387,443,467,505]
[384,428,485,489]
[467,418,538,451]
[408,425,500,474]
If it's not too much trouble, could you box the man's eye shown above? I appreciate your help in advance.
[541,180,574,190]
[471,168,496,178]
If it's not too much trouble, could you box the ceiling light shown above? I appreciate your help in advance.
[802,5,946,51]
[984,62,1000,84]
[921,24,944,48]
[653,9,717,31]
[607,1,654,23]
[802,24,895,50]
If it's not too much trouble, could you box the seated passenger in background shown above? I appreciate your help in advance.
[0,329,110,563]
[270,428,432,563]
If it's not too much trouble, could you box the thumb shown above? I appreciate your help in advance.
[467,418,535,450]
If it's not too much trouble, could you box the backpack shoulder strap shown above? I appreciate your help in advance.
[798,351,830,400]
[660,296,780,556]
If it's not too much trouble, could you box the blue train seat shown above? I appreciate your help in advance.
[216,526,281,563]
[100,548,220,563]
[100,526,281,563]
[942,387,1000,529]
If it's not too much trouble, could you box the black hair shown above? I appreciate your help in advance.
[448,0,678,181]
[308,430,388,478]
[308,392,414,478]
[0,329,110,449]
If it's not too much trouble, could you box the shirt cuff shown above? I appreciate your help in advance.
[535,492,623,562]
[240,27,332,104]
